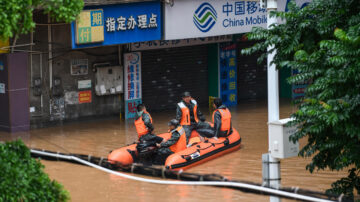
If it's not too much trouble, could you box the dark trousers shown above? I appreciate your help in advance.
[139,133,163,143]
[154,147,173,165]
[196,128,233,138]
[183,122,212,143]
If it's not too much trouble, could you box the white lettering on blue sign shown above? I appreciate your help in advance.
[127,16,137,30]
[106,17,116,32]
[117,16,126,31]
[137,14,148,29]
[148,14,158,28]
[106,14,158,32]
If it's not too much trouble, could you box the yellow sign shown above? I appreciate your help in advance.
[0,39,9,53]
[76,9,104,44]
[229,81,236,90]
[229,58,236,67]
[229,69,235,78]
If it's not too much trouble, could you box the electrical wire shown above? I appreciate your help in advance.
[30,149,337,202]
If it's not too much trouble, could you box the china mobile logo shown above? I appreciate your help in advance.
[193,3,217,32]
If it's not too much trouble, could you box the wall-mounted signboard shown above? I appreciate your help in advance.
[124,52,142,119]
[71,59,88,76]
[76,9,104,44]
[219,42,237,106]
[131,35,232,51]
[71,2,161,49]
[164,0,311,40]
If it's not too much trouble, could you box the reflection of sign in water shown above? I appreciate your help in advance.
[125,99,142,119]
[0,83,5,94]
[219,42,237,107]
[124,52,142,101]
[71,59,88,76]
[76,9,104,44]
[78,90,92,103]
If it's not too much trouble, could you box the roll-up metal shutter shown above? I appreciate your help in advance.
[141,45,208,111]
[237,41,267,101]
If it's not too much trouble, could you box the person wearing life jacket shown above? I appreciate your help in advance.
[135,104,163,165]
[175,91,208,143]
[134,104,162,142]
[212,98,233,138]
[196,98,233,139]
[154,119,187,164]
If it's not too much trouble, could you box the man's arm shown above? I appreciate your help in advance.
[213,111,222,138]
[160,131,180,148]
[142,113,154,132]
[176,104,182,122]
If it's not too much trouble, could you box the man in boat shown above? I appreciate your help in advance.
[212,98,233,138]
[135,103,163,144]
[201,98,233,139]
[154,119,186,164]
[175,91,210,144]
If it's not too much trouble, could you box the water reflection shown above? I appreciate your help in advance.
[0,100,347,201]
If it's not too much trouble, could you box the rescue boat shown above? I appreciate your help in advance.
[107,129,241,170]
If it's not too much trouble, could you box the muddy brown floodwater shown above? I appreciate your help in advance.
[0,101,348,201]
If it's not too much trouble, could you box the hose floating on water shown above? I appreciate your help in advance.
[30,149,349,202]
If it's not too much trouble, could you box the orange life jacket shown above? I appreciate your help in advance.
[212,108,232,136]
[178,99,199,125]
[169,126,187,153]
[134,110,153,138]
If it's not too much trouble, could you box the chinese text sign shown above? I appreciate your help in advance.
[71,2,161,49]
[219,43,237,107]
[125,99,142,119]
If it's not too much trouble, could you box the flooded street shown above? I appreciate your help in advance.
[0,101,348,201]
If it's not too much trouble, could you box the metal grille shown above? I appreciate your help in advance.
[237,41,267,101]
[141,45,209,111]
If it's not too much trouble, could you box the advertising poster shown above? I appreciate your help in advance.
[78,90,92,103]
[219,42,237,107]
[124,52,142,119]
[125,99,142,119]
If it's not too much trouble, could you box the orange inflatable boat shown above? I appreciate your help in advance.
[108,129,241,170]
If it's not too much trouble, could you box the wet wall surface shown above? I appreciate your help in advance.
[0,101,348,201]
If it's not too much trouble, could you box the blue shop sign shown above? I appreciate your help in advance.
[71,1,161,49]
[219,42,237,107]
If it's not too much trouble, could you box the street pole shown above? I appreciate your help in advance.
[267,0,281,202]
